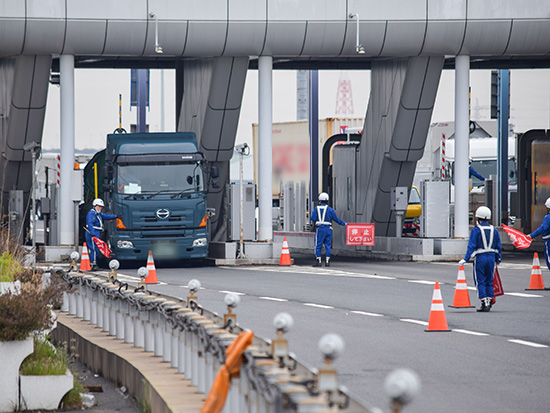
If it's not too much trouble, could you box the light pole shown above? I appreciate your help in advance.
[349,13,366,54]
[235,143,250,259]
[23,141,40,252]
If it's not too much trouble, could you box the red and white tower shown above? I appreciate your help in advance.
[335,71,354,115]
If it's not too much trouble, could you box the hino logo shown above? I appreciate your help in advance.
[156,208,170,220]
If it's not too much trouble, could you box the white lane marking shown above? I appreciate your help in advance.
[408,280,436,285]
[505,292,543,298]
[224,266,395,280]
[116,273,167,285]
[467,286,477,291]
[219,290,245,295]
[117,273,140,281]
[437,262,533,270]
[303,303,334,309]
[508,339,548,348]
[350,310,384,317]
[452,329,490,336]
[259,297,288,302]
[400,319,429,326]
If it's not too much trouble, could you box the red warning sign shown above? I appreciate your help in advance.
[346,223,375,246]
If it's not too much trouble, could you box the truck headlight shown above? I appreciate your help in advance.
[117,240,134,249]
[192,238,207,247]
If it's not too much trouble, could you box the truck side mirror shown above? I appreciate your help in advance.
[102,163,114,180]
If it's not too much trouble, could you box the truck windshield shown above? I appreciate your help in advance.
[117,163,204,195]
[451,159,517,187]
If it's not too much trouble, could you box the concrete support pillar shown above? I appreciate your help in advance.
[454,55,470,238]
[59,55,75,245]
[258,56,273,242]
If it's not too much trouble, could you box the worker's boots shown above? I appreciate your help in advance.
[313,257,322,267]
[476,297,491,312]
[325,258,330,267]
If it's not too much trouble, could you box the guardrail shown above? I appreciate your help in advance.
[54,266,419,413]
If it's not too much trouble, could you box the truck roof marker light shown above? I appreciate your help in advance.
[116,218,127,229]
[199,214,208,227]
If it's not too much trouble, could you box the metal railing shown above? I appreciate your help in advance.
[54,266,418,413]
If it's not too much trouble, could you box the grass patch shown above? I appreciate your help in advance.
[20,336,68,376]
[0,251,22,282]
[61,375,85,409]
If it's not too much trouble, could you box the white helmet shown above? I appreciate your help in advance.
[545,198,550,209]
[319,192,329,202]
[92,198,104,207]
[475,206,491,220]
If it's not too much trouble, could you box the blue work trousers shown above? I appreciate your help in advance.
[544,239,550,272]
[85,232,99,264]
[473,253,496,299]
[315,225,333,258]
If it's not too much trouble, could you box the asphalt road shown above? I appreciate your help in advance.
[112,251,550,413]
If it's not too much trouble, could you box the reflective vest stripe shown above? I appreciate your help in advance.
[471,224,498,257]
[316,205,330,225]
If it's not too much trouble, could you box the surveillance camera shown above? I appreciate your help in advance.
[224,293,241,308]
[273,312,294,333]
[188,279,201,293]
[109,259,120,270]
[137,267,148,278]
[70,251,80,261]
[234,143,249,154]
[384,368,421,405]
[318,333,345,360]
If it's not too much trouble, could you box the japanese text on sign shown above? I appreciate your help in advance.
[346,223,375,246]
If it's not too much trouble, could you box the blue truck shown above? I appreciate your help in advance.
[81,132,215,263]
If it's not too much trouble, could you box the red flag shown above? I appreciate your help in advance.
[493,267,504,296]
[92,236,112,258]
[502,224,532,250]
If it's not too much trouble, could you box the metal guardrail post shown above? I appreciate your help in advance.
[61,291,69,312]
[89,278,99,325]
[82,275,93,321]
[196,320,216,394]
[161,301,179,363]
[168,305,184,369]
[97,281,111,330]
[76,275,84,318]
[68,288,77,315]
[176,308,192,374]
[131,292,146,348]
[107,285,119,336]
[152,297,167,357]
[141,295,156,352]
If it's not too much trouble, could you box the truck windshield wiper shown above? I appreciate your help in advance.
[145,189,178,199]
[170,188,201,198]
[124,192,146,200]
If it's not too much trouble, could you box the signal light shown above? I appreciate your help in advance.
[199,214,208,227]
[116,218,127,229]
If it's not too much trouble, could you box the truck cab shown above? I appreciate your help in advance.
[84,132,210,263]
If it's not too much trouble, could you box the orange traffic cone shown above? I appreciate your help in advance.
[145,250,158,284]
[449,265,474,308]
[279,237,292,266]
[425,282,450,332]
[80,243,91,271]
[526,252,545,290]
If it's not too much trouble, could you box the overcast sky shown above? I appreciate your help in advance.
[41,67,550,151]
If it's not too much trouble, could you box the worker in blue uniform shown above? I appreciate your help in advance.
[469,165,485,181]
[311,192,346,267]
[86,198,116,271]
[527,197,550,272]
[459,206,502,312]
